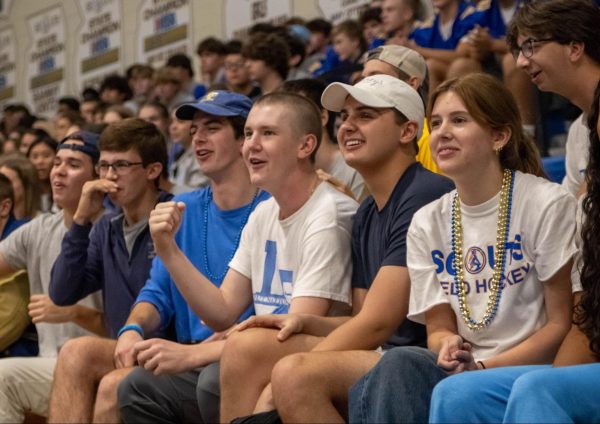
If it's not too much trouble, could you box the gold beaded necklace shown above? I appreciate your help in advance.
[451,169,514,331]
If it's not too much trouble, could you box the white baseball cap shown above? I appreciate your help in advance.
[321,74,424,138]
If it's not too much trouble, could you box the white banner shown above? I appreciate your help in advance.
[317,0,371,25]
[25,6,66,116]
[0,26,16,108]
[0,0,14,20]
[137,0,192,69]
[76,0,123,92]
[224,0,292,40]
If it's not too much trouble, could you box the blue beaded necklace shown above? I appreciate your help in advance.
[451,169,515,330]
[202,187,259,281]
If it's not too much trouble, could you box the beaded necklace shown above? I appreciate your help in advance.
[451,169,515,331]
[202,187,259,281]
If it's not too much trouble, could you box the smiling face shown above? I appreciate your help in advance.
[190,111,243,179]
[50,143,95,210]
[337,96,406,171]
[514,35,569,94]
[242,103,303,192]
[429,91,500,178]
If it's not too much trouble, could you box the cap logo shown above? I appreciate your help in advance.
[202,91,219,102]
[364,78,383,88]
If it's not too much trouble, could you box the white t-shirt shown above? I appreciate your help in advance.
[230,182,357,316]
[562,114,589,197]
[407,171,577,360]
[0,211,102,357]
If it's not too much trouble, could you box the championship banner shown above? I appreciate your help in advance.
[25,6,66,116]
[0,26,16,108]
[317,0,371,25]
[76,0,123,92]
[0,0,14,20]
[137,0,192,69]
[224,0,292,40]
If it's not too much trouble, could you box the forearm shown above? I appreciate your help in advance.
[187,340,226,368]
[313,314,395,352]
[490,38,508,55]
[483,321,571,368]
[413,45,459,63]
[553,324,597,367]
[159,246,237,330]
[126,302,163,335]
[70,305,106,337]
[300,314,351,338]
[427,329,458,354]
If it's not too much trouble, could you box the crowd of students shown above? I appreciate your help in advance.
[0,0,598,422]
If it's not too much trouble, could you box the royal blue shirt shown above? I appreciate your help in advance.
[410,1,479,50]
[135,187,270,343]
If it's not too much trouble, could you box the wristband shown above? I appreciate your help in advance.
[477,360,486,370]
[117,323,144,339]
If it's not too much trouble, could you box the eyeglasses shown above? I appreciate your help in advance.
[224,61,246,71]
[95,160,144,175]
[512,38,557,59]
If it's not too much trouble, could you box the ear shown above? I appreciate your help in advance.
[398,121,419,147]
[406,76,421,91]
[0,198,12,219]
[568,41,585,62]
[297,134,319,160]
[491,126,512,152]
[145,163,163,181]
[320,108,329,129]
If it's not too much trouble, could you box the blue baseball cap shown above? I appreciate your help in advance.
[176,90,253,120]
[57,130,100,163]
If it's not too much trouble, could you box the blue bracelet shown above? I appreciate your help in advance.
[117,323,144,339]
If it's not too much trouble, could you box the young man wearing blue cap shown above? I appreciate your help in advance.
[47,118,173,422]
[111,91,270,424]
[0,131,104,422]
[142,91,357,423]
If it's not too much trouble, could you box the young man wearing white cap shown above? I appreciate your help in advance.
[223,75,453,422]
[363,44,439,173]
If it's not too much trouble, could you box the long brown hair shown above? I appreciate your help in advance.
[426,73,545,177]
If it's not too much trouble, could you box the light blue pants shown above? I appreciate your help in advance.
[430,363,600,423]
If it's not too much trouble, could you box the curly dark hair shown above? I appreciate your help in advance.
[576,80,600,359]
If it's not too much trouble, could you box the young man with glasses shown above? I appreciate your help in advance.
[47,118,172,422]
[506,0,600,197]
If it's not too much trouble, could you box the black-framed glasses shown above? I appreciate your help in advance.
[95,160,144,175]
[512,38,557,59]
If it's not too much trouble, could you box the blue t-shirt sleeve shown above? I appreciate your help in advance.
[135,256,175,329]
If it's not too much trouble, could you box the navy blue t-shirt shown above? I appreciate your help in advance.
[351,162,454,348]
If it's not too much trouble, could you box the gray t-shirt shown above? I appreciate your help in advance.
[0,211,102,357]
[122,216,149,257]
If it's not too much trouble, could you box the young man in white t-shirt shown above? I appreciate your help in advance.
[506,0,600,197]
[147,92,357,422]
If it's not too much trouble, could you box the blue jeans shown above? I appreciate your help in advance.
[430,363,600,423]
[349,346,447,423]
